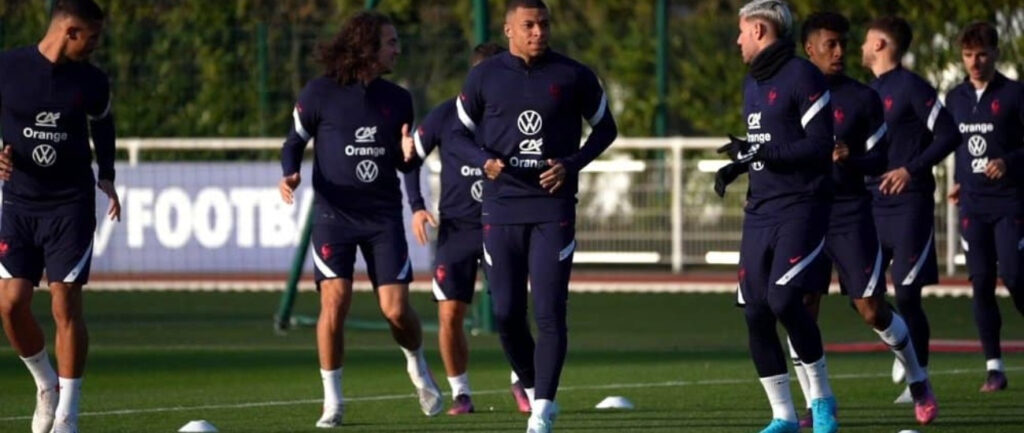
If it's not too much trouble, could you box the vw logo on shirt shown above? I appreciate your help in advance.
[967,135,987,157]
[31,144,57,167]
[356,159,379,183]
[517,110,543,135]
[471,180,484,203]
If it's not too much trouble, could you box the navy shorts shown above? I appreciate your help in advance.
[737,215,827,307]
[961,211,1024,288]
[432,219,483,303]
[0,208,96,286]
[482,221,575,301]
[311,218,412,288]
[874,200,938,287]
[810,214,886,298]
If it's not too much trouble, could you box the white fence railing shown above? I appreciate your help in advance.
[121,137,963,275]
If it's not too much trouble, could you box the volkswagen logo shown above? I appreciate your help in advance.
[517,110,543,135]
[32,144,57,167]
[355,159,379,183]
[470,180,484,203]
[751,161,765,171]
[968,135,987,157]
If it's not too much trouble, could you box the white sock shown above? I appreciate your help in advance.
[759,373,797,423]
[401,347,430,388]
[447,373,471,398]
[802,356,834,400]
[510,370,519,384]
[525,387,536,405]
[20,349,58,391]
[55,377,82,426]
[787,338,812,409]
[532,398,555,418]
[987,358,1004,372]
[320,368,343,409]
[874,314,927,384]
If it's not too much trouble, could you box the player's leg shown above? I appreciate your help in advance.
[738,225,799,433]
[39,209,95,433]
[790,251,832,428]
[310,223,358,427]
[365,222,442,417]
[983,213,1024,391]
[524,221,574,430]
[769,218,836,433]
[483,223,536,402]
[890,205,938,373]
[432,220,482,415]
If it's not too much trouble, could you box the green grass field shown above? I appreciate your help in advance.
[1,291,1022,432]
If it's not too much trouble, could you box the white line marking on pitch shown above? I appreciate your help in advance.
[0,366,1018,422]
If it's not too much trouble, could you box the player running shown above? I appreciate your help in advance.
[0,1,120,432]
[790,11,936,426]
[449,1,618,431]
[946,21,1024,392]
[400,42,532,415]
[860,16,962,403]
[278,11,443,428]
[717,1,838,432]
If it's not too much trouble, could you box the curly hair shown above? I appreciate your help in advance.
[317,11,393,85]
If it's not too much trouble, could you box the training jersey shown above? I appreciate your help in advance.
[402,98,483,223]
[0,46,115,215]
[827,73,889,227]
[451,50,617,224]
[868,66,960,211]
[741,56,834,223]
[946,73,1024,215]
[282,76,415,223]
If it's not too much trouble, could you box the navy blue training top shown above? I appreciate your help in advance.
[402,98,483,224]
[450,50,618,225]
[0,46,116,216]
[741,56,834,224]
[946,73,1024,215]
[281,76,415,223]
[868,66,961,212]
[827,73,889,227]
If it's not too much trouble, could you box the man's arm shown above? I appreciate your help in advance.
[88,76,116,183]
[449,68,499,170]
[559,68,618,173]
[903,83,961,176]
[842,94,888,176]
[280,83,319,204]
[757,75,833,164]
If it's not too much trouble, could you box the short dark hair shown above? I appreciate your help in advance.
[868,16,913,57]
[506,0,548,14]
[52,0,104,23]
[317,11,393,85]
[958,21,998,50]
[801,12,849,45]
[471,42,505,64]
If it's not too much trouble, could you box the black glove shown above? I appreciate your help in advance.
[714,162,748,198]
[716,134,759,164]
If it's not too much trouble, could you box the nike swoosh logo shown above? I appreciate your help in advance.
[789,256,802,264]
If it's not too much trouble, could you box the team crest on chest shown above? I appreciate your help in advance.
[884,96,893,112]
[991,99,1000,116]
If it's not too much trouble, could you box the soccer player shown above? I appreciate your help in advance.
[0,1,119,432]
[792,11,936,426]
[278,11,443,428]
[946,21,1024,392]
[448,1,617,431]
[718,1,838,432]
[401,42,532,415]
[861,16,961,402]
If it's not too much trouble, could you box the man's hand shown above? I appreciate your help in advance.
[401,123,416,163]
[948,182,960,206]
[539,159,566,194]
[410,209,438,246]
[833,141,850,163]
[714,163,747,198]
[717,134,758,164]
[0,145,13,181]
[97,179,121,221]
[279,173,301,204]
[483,158,505,180]
[985,158,1006,180]
[879,167,911,195]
